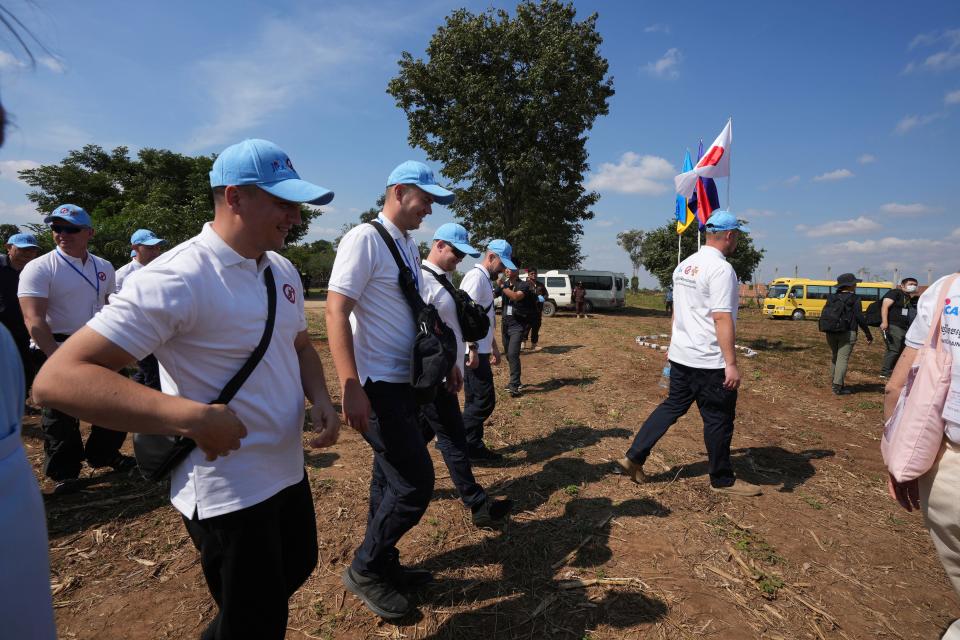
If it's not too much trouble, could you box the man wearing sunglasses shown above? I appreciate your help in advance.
[18,204,130,492]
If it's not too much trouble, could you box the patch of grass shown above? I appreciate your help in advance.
[758,573,784,598]
[708,515,784,565]
[888,514,907,526]
[595,568,606,579]
[564,485,580,497]
[752,369,762,380]
[800,494,824,510]
[856,400,882,410]
[427,516,439,526]
[575,447,585,457]
[430,529,448,545]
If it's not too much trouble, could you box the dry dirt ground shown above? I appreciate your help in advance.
[27,304,958,639]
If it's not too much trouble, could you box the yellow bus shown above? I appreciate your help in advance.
[762,277,894,321]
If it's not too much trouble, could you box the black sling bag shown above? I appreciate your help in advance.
[133,266,277,481]
[368,221,457,405]
[420,264,491,343]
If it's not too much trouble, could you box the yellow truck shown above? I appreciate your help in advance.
[762,277,894,321]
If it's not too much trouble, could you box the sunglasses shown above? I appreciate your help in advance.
[50,224,85,235]
[451,246,466,260]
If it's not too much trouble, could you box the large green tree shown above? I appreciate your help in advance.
[387,0,614,268]
[19,145,322,266]
[616,229,644,280]
[640,219,765,288]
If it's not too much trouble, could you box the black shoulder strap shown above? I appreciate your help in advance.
[212,265,277,405]
[422,263,458,297]
[368,221,425,317]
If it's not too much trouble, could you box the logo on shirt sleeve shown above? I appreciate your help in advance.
[283,283,296,304]
[98,271,106,281]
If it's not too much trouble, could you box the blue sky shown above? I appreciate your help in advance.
[0,0,957,287]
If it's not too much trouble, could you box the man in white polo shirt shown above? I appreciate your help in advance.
[32,139,341,640]
[327,160,457,620]
[116,228,166,391]
[617,211,761,497]
[18,204,129,489]
[419,223,513,527]
[459,239,511,461]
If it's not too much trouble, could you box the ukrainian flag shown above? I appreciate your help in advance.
[675,150,695,233]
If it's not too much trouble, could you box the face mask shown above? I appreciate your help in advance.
[904,285,918,293]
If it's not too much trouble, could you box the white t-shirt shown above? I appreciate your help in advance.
[420,259,465,377]
[87,223,308,519]
[667,245,739,369]
[905,273,960,443]
[328,215,418,384]
[18,249,115,341]
[114,259,143,292]
[459,263,497,354]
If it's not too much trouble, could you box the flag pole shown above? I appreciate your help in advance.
[677,232,681,265]
[726,117,732,210]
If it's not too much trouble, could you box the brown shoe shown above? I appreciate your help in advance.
[616,457,647,484]
[711,480,762,497]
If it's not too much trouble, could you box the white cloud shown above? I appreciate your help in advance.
[857,153,877,164]
[904,29,960,73]
[0,201,41,226]
[783,175,800,186]
[895,112,944,134]
[946,90,960,105]
[643,48,682,79]
[952,228,960,239]
[880,202,941,216]
[796,216,881,238]
[643,24,671,34]
[0,160,40,184]
[38,56,66,74]
[0,50,25,71]
[585,152,675,195]
[812,168,854,182]
[594,219,614,228]
[822,236,947,256]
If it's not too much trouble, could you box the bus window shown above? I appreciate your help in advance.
[806,285,830,300]
[789,285,804,298]
[546,277,566,288]
[580,276,613,290]
[615,277,623,291]
[768,284,789,298]
[856,287,879,301]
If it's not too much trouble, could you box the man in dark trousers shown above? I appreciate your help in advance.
[500,266,536,397]
[327,160,459,620]
[522,268,548,351]
[879,277,919,378]
[460,239,512,461]
[617,211,762,497]
[0,232,40,393]
[823,273,873,394]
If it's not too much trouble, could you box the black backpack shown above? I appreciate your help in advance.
[863,300,883,327]
[421,265,491,343]
[818,293,852,333]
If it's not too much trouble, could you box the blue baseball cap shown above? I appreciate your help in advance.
[44,204,92,228]
[433,223,479,258]
[130,228,165,246]
[130,249,137,258]
[210,139,334,205]
[7,232,39,248]
[386,161,455,205]
[705,210,750,233]
[487,239,516,270]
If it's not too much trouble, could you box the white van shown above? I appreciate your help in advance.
[540,270,622,316]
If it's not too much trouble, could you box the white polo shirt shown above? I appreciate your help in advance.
[18,249,115,341]
[114,259,143,292]
[420,259,465,377]
[328,215,418,384]
[87,223,308,519]
[459,263,496,354]
[668,245,739,369]
[905,274,960,444]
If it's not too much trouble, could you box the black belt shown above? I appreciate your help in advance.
[52,333,71,342]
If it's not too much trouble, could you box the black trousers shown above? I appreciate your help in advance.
[523,313,542,345]
[626,360,736,488]
[462,353,495,450]
[182,472,318,640]
[502,315,527,389]
[420,386,486,509]
[132,354,161,391]
[352,381,434,577]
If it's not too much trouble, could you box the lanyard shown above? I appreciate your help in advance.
[56,249,100,298]
[379,216,419,292]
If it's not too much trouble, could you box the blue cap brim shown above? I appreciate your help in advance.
[452,241,481,258]
[258,179,334,206]
[43,215,91,228]
[706,224,749,233]
[139,238,165,246]
[11,241,39,248]
[419,183,455,206]
[496,253,516,270]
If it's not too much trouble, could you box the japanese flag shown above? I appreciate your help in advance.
[674,119,732,198]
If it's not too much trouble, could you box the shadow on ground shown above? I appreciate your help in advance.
[522,376,598,394]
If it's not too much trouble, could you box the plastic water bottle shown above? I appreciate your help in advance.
[658,365,671,390]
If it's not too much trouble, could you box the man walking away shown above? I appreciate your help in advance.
[617,211,761,497]
[115,228,167,391]
[0,232,40,395]
[880,277,919,378]
[820,273,873,395]
[460,239,511,461]
[33,138,342,640]
[419,223,512,526]
[573,281,587,318]
[328,160,459,620]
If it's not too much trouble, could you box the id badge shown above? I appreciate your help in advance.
[902,308,909,317]
[942,368,960,424]
[505,305,513,316]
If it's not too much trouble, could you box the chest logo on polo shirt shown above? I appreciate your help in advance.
[98,271,106,281]
[283,283,296,304]
[945,299,959,316]
[683,266,700,277]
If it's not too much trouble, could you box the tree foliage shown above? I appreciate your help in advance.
[640,220,765,288]
[387,0,614,269]
[282,239,336,290]
[0,223,20,243]
[616,229,644,279]
[18,145,322,266]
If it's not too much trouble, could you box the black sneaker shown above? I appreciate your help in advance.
[468,446,503,462]
[342,566,411,620]
[99,454,138,473]
[51,479,81,495]
[832,385,852,395]
[384,554,433,590]
[471,497,513,527]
